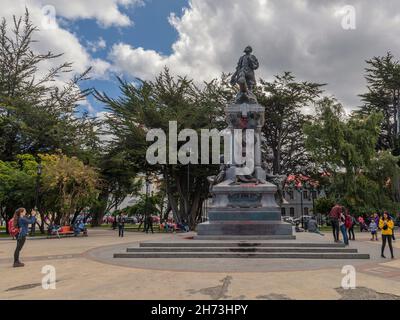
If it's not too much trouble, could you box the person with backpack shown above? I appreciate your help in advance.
[10,208,36,268]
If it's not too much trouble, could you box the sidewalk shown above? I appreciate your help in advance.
[1,228,400,300]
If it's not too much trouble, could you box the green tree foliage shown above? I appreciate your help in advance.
[89,150,143,226]
[0,11,98,162]
[40,154,99,225]
[0,154,37,223]
[0,153,100,231]
[95,69,228,228]
[358,52,400,201]
[305,98,400,213]
[125,194,161,217]
[359,52,400,154]
[314,196,335,215]
[256,72,324,174]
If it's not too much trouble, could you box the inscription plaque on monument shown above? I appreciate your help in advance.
[228,193,261,208]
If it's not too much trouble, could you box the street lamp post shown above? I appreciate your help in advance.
[299,187,304,229]
[145,178,150,215]
[187,147,192,223]
[311,188,317,223]
[31,163,42,236]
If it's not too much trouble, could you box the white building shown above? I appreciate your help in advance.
[281,189,325,218]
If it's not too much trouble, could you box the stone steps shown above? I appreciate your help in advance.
[114,252,369,259]
[112,241,370,260]
[127,247,358,253]
[139,241,346,248]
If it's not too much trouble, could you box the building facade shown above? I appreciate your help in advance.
[280,189,325,218]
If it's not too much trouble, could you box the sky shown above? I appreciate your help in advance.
[2,0,400,116]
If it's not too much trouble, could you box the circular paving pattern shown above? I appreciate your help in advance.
[84,235,399,273]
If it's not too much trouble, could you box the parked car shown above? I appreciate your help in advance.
[293,215,313,227]
[282,216,294,224]
[124,216,138,224]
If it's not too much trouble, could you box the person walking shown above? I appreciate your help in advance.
[117,213,125,237]
[369,217,378,241]
[339,208,349,245]
[112,216,117,230]
[345,210,355,241]
[13,208,36,267]
[347,213,356,241]
[145,215,154,234]
[138,215,146,232]
[329,203,341,242]
[358,215,368,232]
[374,212,380,226]
[379,211,394,259]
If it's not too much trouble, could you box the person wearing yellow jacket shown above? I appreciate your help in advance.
[379,212,395,259]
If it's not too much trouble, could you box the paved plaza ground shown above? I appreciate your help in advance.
[1,228,400,300]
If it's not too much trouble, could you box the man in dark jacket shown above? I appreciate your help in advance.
[117,213,125,237]
[145,215,154,234]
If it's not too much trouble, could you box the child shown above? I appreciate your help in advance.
[369,219,378,241]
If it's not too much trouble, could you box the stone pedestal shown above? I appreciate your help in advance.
[196,102,294,240]
[196,180,294,239]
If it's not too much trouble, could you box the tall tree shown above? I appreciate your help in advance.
[305,97,399,213]
[358,52,400,154]
[0,154,37,229]
[40,153,99,225]
[0,11,97,162]
[256,72,324,175]
[95,69,227,228]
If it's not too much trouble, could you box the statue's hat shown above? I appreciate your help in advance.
[244,46,252,53]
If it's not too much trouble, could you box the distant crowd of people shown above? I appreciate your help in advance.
[113,212,190,238]
[328,204,396,259]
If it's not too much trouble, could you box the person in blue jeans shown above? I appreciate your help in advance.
[13,208,36,267]
[339,209,349,245]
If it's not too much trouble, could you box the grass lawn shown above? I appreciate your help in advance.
[87,223,139,228]
[0,230,45,238]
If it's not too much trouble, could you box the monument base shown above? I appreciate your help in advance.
[197,180,294,239]
[196,221,294,237]
[194,234,296,240]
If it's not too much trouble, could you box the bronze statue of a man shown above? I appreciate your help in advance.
[230,46,259,97]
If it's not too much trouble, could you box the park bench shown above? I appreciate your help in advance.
[47,226,88,239]
[159,223,181,233]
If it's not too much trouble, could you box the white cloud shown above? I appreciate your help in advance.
[87,37,107,53]
[108,0,400,110]
[0,0,143,86]
[36,0,143,27]
[78,98,96,114]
